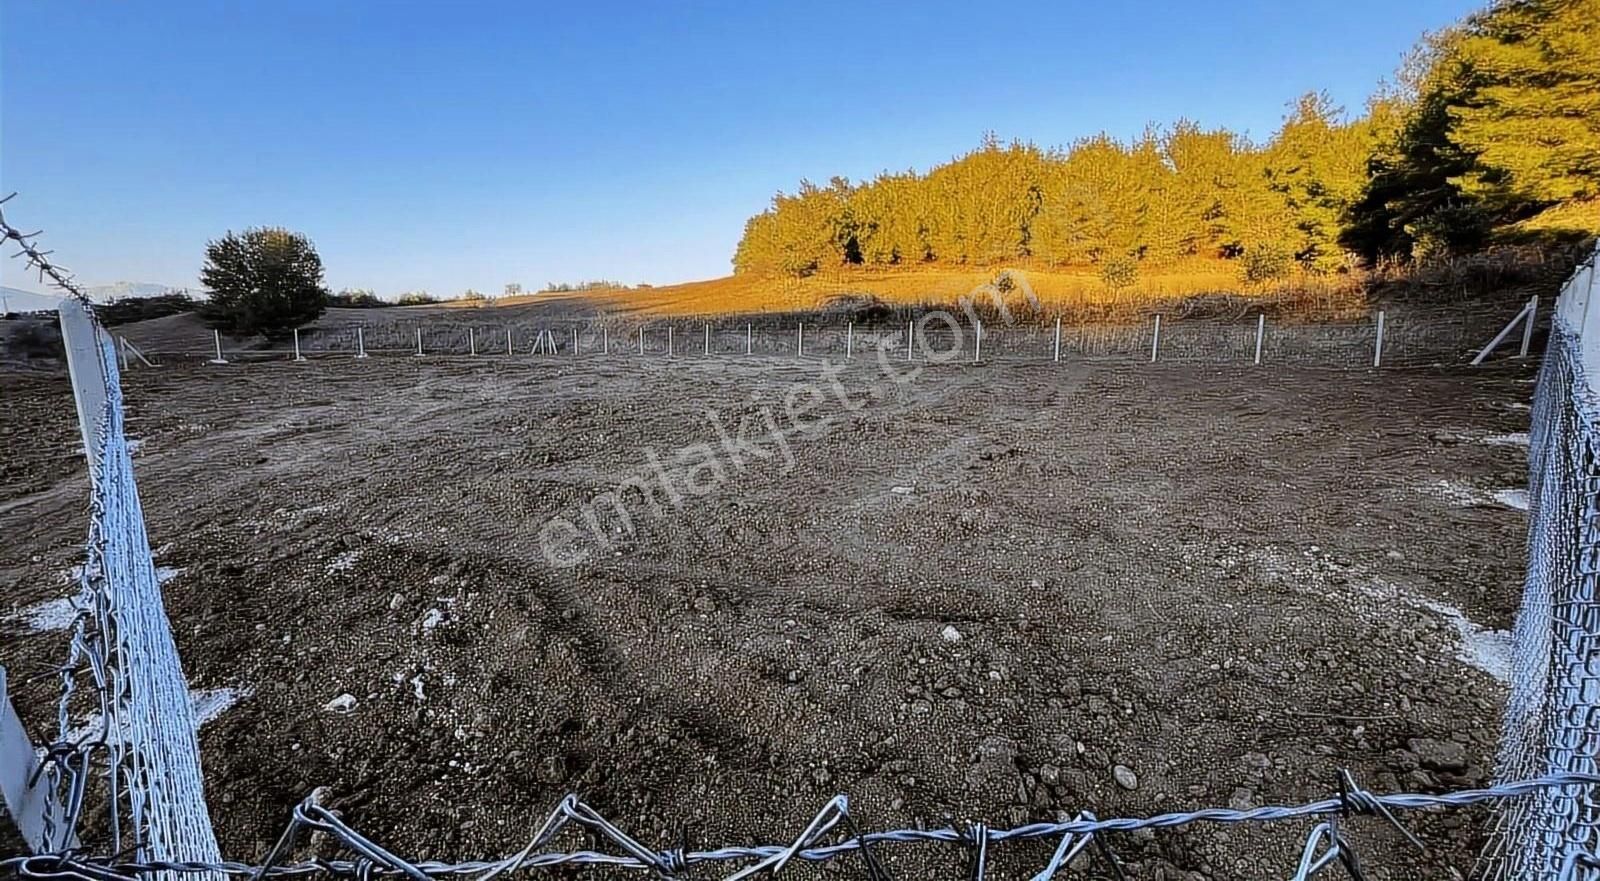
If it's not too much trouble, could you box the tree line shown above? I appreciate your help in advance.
[732,0,1599,280]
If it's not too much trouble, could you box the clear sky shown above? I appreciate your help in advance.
[1,0,1479,298]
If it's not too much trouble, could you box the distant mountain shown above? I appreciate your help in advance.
[84,282,194,302]
[0,285,62,314]
[0,282,196,314]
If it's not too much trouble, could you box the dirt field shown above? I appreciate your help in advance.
[0,351,1536,879]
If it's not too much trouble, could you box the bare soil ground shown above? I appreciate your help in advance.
[0,352,1536,879]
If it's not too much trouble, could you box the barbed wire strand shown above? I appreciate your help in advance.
[3,771,1599,881]
[0,193,93,304]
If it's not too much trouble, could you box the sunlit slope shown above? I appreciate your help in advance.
[447,261,1256,318]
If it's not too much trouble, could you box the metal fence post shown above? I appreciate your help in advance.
[1373,310,1385,368]
[1519,296,1539,358]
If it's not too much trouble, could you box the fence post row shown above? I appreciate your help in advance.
[171,311,1550,368]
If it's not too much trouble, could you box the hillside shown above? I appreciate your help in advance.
[456,259,1342,319]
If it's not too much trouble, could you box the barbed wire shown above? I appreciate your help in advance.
[4,771,1599,881]
[0,193,94,305]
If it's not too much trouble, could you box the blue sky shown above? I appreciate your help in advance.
[1,0,1478,298]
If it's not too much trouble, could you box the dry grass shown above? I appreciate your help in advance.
[439,259,1370,324]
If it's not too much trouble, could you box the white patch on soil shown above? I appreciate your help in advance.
[66,686,248,743]
[1349,579,1512,683]
[191,687,248,726]
[1422,480,1531,511]
[1251,548,1511,683]
[327,549,361,574]
[1493,489,1530,511]
[1483,432,1530,448]
[7,596,79,632]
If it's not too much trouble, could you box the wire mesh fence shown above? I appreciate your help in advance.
[1476,245,1600,880]
[129,305,1528,370]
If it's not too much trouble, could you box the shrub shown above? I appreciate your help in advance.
[1239,245,1292,284]
[95,292,197,326]
[327,288,385,308]
[1099,255,1139,291]
[397,291,439,306]
[200,228,329,338]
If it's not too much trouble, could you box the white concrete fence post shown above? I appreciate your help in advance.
[704,322,710,356]
[416,327,424,357]
[506,327,513,356]
[1373,310,1386,368]
[293,327,306,362]
[469,327,477,356]
[1149,315,1162,363]
[846,322,853,359]
[1519,295,1539,358]
[746,323,752,356]
[356,327,369,359]
[639,326,645,356]
[1053,316,1062,363]
[208,329,228,365]
[602,325,609,355]
[906,320,914,361]
[973,319,982,364]
[797,322,804,359]
[1254,314,1265,366]
[667,325,673,358]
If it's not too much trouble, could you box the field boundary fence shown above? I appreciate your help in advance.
[1476,240,1600,880]
[2,194,1598,880]
[111,301,1542,371]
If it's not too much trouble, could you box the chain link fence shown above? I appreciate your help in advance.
[1478,244,1600,880]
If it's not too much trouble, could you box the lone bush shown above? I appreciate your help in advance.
[1099,255,1139,291]
[1239,244,1292,284]
[200,228,328,338]
[327,288,385,308]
